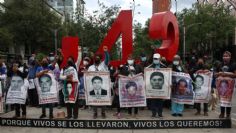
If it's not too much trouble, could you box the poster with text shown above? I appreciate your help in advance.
[119,73,146,107]
[6,76,29,104]
[172,72,194,105]
[35,73,58,104]
[145,68,172,99]
[216,76,235,107]
[84,72,111,106]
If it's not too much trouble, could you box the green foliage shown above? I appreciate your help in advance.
[177,3,236,57]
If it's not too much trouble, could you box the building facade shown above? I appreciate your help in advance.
[152,0,171,14]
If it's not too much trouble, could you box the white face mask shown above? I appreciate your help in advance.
[83,60,89,66]
[127,60,134,65]
[153,59,160,65]
[49,57,55,62]
[173,61,179,65]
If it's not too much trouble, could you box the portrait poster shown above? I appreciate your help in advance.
[84,72,111,106]
[172,72,194,105]
[216,76,235,107]
[28,79,35,89]
[62,81,78,103]
[61,67,79,103]
[6,76,29,104]
[193,72,213,103]
[119,73,146,107]
[35,73,58,104]
[0,97,3,113]
[144,68,172,99]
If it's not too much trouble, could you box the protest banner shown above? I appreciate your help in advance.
[193,72,213,103]
[216,76,235,107]
[84,72,111,106]
[119,73,146,107]
[172,72,194,105]
[145,68,172,99]
[35,73,58,104]
[6,76,29,104]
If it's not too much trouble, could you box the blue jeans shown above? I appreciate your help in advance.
[171,101,184,114]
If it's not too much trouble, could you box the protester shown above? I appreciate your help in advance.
[193,58,209,116]
[146,53,166,119]
[7,59,28,118]
[27,55,39,107]
[215,51,236,119]
[171,55,186,117]
[36,57,55,119]
[60,57,79,119]
[88,46,110,119]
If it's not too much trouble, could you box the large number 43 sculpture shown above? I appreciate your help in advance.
[61,10,179,68]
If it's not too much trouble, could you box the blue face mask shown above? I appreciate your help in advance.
[141,57,147,62]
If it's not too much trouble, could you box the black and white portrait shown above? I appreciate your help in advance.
[89,76,107,96]
[11,76,24,91]
[39,74,52,93]
[150,72,164,90]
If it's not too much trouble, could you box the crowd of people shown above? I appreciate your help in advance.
[0,46,235,120]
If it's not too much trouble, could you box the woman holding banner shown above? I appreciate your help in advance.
[193,58,209,116]
[215,51,236,119]
[60,57,79,119]
[171,55,186,117]
[120,54,142,119]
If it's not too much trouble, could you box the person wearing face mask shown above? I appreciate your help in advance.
[88,46,110,119]
[215,51,236,119]
[60,57,79,119]
[120,54,142,119]
[171,55,187,117]
[78,56,91,109]
[27,55,39,107]
[36,57,55,119]
[146,53,166,119]
[139,53,150,73]
[193,58,209,116]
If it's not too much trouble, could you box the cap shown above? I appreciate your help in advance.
[153,53,161,59]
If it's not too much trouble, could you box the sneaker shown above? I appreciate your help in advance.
[151,115,156,119]
[172,113,177,117]
[73,116,78,119]
[39,114,46,119]
[195,112,201,116]
[219,113,224,118]
[102,113,106,119]
[178,114,183,117]
[93,113,97,119]
[204,112,209,116]
[158,115,163,119]
[117,113,121,119]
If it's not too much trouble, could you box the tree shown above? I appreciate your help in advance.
[177,3,236,59]
[0,0,63,55]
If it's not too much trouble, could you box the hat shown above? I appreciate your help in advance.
[153,53,161,59]
[49,52,54,57]
[173,55,180,60]
[224,51,231,57]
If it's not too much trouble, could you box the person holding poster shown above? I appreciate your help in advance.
[6,61,28,118]
[171,55,186,117]
[145,53,167,119]
[88,46,110,119]
[60,57,79,119]
[193,58,210,116]
[36,57,56,119]
[120,54,142,118]
[215,51,236,119]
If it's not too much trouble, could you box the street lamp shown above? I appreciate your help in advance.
[183,23,202,63]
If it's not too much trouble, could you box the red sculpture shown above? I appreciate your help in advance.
[149,11,179,61]
[96,10,133,67]
[60,37,79,68]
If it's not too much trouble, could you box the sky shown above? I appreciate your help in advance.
[85,0,196,26]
